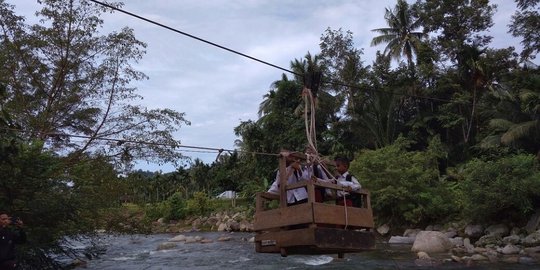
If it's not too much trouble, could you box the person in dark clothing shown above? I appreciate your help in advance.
[0,213,26,270]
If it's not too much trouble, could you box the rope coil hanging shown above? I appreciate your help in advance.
[302,84,349,229]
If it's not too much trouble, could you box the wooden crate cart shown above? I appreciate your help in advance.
[254,151,375,258]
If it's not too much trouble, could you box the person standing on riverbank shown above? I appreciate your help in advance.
[0,213,26,270]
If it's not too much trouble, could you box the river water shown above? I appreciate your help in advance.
[77,232,537,270]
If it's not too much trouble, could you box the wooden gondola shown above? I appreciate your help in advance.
[254,151,375,258]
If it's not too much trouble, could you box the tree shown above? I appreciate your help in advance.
[320,28,367,114]
[416,0,495,62]
[371,0,425,67]
[509,0,540,60]
[480,67,540,158]
[0,0,189,170]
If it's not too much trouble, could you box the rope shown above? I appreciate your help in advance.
[302,88,318,156]
[343,187,349,230]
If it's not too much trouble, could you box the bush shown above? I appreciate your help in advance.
[350,136,458,227]
[167,192,187,220]
[185,191,214,216]
[144,202,171,222]
[457,154,540,224]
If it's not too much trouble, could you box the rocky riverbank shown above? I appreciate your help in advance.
[377,216,540,266]
[149,209,540,266]
[150,210,254,234]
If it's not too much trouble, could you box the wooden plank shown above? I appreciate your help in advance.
[255,227,375,254]
[254,203,314,231]
[255,228,316,247]
[312,203,374,228]
[314,228,375,250]
[256,192,279,212]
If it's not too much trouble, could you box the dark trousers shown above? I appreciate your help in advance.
[314,188,325,202]
[336,197,353,206]
[0,260,17,270]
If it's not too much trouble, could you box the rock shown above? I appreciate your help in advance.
[157,242,177,250]
[470,254,488,261]
[217,236,232,241]
[229,221,240,231]
[449,237,464,247]
[523,231,540,246]
[169,234,186,242]
[485,252,499,263]
[525,210,540,234]
[377,224,390,235]
[463,238,475,254]
[200,239,213,244]
[523,246,540,261]
[474,247,487,253]
[519,256,537,264]
[464,224,484,238]
[411,231,453,253]
[475,235,503,247]
[184,236,197,244]
[388,236,415,244]
[524,246,540,255]
[157,218,165,224]
[417,251,430,260]
[501,255,520,263]
[191,218,202,228]
[501,244,521,255]
[217,223,228,232]
[451,255,462,263]
[403,229,421,238]
[484,224,509,237]
[248,236,255,242]
[444,230,457,238]
[414,252,441,267]
[503,234,521,245]
[205,217,218,226]
[451,246,467,255]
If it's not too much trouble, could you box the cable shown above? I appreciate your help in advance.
[88,0,499,110]
[87,0,299,77]
[1,127,280,157]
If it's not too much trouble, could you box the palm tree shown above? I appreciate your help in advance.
[371,0,425,67]
[480,78,540,159]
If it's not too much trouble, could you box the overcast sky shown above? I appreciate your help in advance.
[12,0,524,172]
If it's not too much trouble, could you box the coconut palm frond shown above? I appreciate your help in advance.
[501,120,538,145]
[478,135,502,148]
[488,118,514,131]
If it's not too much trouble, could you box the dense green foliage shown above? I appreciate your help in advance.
[350,136,458,226]
[457,154,540,223]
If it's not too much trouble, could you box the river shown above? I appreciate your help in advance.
[75,232,536,270]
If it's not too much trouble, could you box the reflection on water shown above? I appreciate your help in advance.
[79,232,535,270]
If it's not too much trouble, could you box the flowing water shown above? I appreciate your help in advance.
[75,232,537,270]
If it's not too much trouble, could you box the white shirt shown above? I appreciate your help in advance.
[267,166,309,204]
[335,171,361,198]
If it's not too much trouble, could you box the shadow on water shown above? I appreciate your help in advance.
[76,232,536,270]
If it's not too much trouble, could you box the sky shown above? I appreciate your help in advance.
[11,0,524,172]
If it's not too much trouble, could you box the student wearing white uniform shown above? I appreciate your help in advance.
[333,156,361,206]
[267,158,310,206]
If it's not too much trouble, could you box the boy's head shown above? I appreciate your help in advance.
[334,156,350,174]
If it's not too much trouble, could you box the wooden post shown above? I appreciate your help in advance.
[279,153,288,208]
